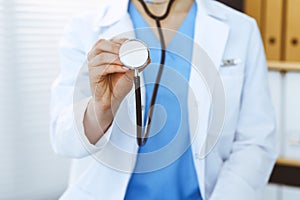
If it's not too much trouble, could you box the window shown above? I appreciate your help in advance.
[0,0,100,199]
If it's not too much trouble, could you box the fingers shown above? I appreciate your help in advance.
[87,38,132,81]
[88,38,129,61]
[87,38,134,108]
[89,52,123,67]
[111,37,128,45]
[88,39,120,61]
[101,65,129,76]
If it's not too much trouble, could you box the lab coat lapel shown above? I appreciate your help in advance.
[196,0,230,68]
[189,0,230,199]
[98,12,136,40]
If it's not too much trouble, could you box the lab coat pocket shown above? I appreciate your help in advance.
[220,73,244,133]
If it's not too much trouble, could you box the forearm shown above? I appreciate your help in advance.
[83,98,113,145]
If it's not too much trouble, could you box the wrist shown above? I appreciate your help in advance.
[87,98,113,132]
[89,98,113,118]
[92,97,112,112]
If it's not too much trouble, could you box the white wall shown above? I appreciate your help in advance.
[0,0,100,199]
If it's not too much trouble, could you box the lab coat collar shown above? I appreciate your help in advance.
[94,0,228,29]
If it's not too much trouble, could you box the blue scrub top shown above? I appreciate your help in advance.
[125,2,202,200]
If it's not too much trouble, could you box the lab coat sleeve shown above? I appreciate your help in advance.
[209,20,278,200]
[50,17,112,158]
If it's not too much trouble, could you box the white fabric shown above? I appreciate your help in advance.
[50,0,278,199]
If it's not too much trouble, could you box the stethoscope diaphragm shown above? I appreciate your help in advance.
[119,39,149,70]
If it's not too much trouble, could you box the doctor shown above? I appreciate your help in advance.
[50,0,277,199]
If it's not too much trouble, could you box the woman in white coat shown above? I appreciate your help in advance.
[50,0,278,199]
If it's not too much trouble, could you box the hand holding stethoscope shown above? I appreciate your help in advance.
[86,37,149,145]
[86,0,174,146]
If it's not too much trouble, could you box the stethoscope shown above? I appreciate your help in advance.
[119,0,175,146]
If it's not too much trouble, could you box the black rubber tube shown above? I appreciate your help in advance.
[136,0,174,146]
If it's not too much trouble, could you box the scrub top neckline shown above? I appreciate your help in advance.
[129,1,197,49]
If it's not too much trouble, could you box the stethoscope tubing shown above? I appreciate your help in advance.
[135,0,175,146]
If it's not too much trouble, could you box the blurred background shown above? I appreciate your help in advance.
[0,0,299,199]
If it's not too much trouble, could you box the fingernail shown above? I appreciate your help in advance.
[122,66,129,70]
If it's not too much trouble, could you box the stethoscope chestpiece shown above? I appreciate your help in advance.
[119,39,149,70]
[119,39,150,146]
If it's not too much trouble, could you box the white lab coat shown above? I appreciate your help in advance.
[50,0,278,199]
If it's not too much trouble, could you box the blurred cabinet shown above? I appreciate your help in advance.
[282,186,300,200]
[217,0,244,11]
[285,0,300,61]
[244,0,263,30]
[265,63,300,200]
[263,0,284,60]
[263,184,279,200]
[284,72,300,158]
[264,185,300,200]
[244,0,300,61]
[268,62,300,160]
